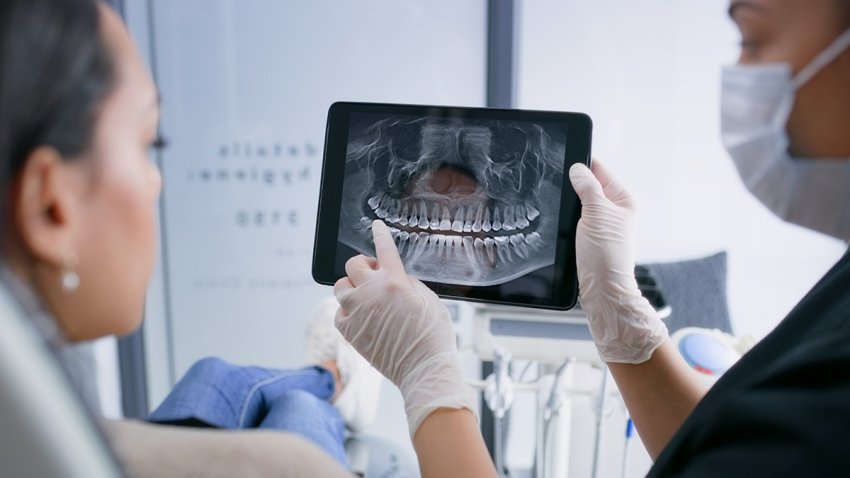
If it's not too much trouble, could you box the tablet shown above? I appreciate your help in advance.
[312,102,592,310]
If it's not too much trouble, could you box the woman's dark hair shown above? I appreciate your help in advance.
[0,0,115,230]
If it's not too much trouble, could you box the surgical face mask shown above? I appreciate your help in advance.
[720,29,850,241]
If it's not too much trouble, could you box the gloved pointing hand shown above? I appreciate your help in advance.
[569,161,668,364]
[334,220,477,438]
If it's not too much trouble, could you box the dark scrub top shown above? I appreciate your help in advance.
[649,247,850,476]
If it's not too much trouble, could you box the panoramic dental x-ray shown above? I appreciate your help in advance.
[338,114,566,287]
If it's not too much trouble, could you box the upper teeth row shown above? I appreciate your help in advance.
[367,192,540,233]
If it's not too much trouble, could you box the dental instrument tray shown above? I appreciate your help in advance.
[312,101,592,310]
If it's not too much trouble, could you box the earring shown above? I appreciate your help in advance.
[61,256,80,293]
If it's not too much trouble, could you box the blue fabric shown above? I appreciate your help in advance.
[147,357,348,468]
[642,251,733,334]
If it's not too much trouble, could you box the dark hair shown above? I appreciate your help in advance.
[0,0,116,230]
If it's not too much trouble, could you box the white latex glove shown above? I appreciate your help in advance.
[334,220,477,438]
[569,161,668,364]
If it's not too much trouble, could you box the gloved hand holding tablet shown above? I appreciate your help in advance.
[312,102,592,310]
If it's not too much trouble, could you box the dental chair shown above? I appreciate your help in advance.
[472,251,734,478]
[345,433,420,477]
[0,290,122,477]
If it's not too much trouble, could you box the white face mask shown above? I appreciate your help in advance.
[720,29,850,241]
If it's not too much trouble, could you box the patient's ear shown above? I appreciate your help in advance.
[12,146,86,268]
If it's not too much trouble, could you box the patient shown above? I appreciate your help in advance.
[145,297,382,467]
[0,0,366,475]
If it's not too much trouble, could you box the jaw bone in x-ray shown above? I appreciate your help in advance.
[338,116,566,287]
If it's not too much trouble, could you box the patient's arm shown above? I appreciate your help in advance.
[607,339,709,460]
[413,408,497,478]
[102,419,354,478]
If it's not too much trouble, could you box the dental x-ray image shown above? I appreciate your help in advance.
[337,112,567,287]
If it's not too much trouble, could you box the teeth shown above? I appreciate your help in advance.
[463,236,477,263]
[435,234,447,257]
[397,231,409,253]
[451,206,465,232]
[440,206,452,231]
[387,197,543,266]
[367,193,383,210]
[388,202,401,223]
[399,204,409,226]
[406,232,417,253]
[464,207,475,232]
[492,208,502,231]
[502,205,516,231]
[359,216,372,230]
[430,204,440,229]
[526,203,540,221]
[495,236,511,262]
[378,196,540,269]
[510,233,528,258]
[379,197,396,220]
[413,232,429,259]
[473,237,485,261]
[515,204,530,229]
[409,204,418,227]
[472,204,483,233]
[406,232,420,258]
[517,242,529,258]
[428,234,439,257]
[418,201,430,229]
[484,237,496,263]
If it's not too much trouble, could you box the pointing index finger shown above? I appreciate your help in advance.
[371,220,406,276]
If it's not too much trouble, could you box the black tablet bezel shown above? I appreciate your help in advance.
[312,101,592,310]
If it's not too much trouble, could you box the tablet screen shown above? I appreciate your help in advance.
[313,102,591,310]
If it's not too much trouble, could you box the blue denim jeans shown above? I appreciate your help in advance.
[147,357,348,467]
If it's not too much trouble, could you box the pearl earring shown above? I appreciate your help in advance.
[61,270,80,292]
[61,256,80,293]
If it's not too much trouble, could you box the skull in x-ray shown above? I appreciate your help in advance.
[338,115,565,286]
